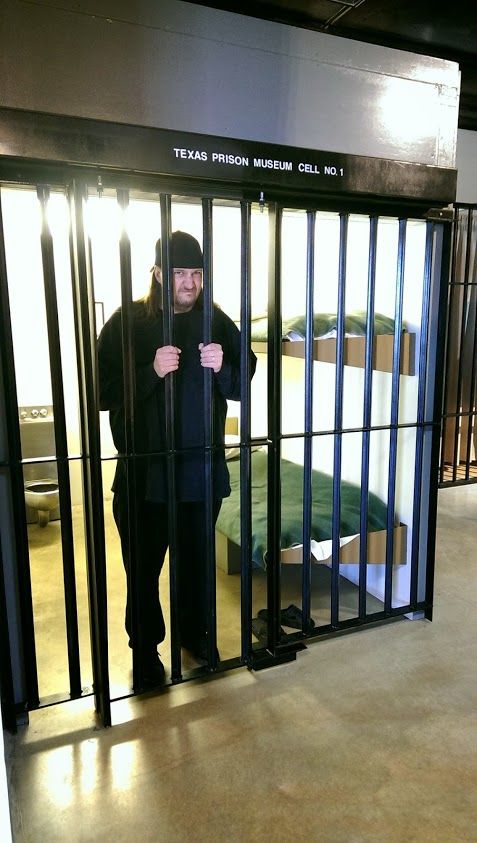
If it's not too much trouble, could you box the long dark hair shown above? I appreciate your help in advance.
[141,271,162,320]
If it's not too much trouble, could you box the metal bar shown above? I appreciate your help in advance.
[440,281,477,287]
[0,189,40,709]
[294,605,427,639]
[267,204,282,651]
[239,201,253,662]
[301,210,315,633]
[439,206,460,483]
[0,530,17,731]
[249,419,440,440]
[359,215,378,619]
[37,185,82,698]
[116,188,143,690]
[331,213,348,628]
[323,0,366,28]
[68,180,110,726]
[463,208,477,479]
[410,222,434,606]
[202,197,218,669]
[442,409,477,421]
[327,0,364,8]
[159,193,182,682]
[451,208,473,480]
[465,413,477,478]
[1,419,439,458]
[69,190,97,690]
[425,222,452,619]
[439,476,477,489]
[384,218,407,612]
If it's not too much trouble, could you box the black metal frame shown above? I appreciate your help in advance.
[159,194,182,683]
[331,213,348,626]
[68,180,111,726]
[0,111,453,728]
[425,220,453,619]
[116,187,143,692]
[37,185,82,698]
[440,203,477,487]
[358,214,378,619]
[385,218,407,612]
[0,531,16,732]
[202,198,219,669]
[301,210,316,632]
[0,189,40,712]
[0,107,457,207]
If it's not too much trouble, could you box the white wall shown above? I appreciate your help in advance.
[456,129,477,202]
[0,0,459,168]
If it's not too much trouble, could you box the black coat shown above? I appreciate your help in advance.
[97,298,256,502]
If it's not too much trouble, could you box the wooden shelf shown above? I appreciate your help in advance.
[252,333,415,375]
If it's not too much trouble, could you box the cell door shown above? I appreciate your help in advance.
[0,180,110,726]
[260,204,449,646]
[0,175,449,730]
[440,204,477,485]
[0,178,282,725]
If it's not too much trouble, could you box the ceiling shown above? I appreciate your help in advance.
[189,0,477,131]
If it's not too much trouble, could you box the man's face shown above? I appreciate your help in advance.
[154,266,203,313]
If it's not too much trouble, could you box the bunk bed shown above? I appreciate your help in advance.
[215,311,411,573]
[249,311,415,374]
[216,448,407,575]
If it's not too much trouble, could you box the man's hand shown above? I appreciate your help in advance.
[199,342,223,373]
[153,345,181,378]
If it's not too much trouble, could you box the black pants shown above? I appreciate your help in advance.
[113,492,221,653]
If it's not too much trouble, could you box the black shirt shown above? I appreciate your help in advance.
[97,298,256,502]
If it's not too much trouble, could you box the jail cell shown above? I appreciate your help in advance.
[0,166,450,729]
[0,183,107,723]
[245,208,444,645]
[440,204,477,486]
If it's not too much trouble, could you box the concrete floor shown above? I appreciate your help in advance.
[20,499,385,702]
[4,484,477,842]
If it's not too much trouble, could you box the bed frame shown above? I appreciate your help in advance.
[216,522,407,575]
[252,333,415,375]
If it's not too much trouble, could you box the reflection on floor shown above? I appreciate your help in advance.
[27,504,383,700]
[6,485,477,842]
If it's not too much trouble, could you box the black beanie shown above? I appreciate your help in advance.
[154,231,203,269]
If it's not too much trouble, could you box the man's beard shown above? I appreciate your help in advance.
[174,288,198,312]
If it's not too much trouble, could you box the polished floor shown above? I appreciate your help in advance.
[21,499,384,702]
[4,484,477,842]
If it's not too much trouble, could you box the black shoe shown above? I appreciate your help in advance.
[251,616,287,645]
[257,604,315,633]
[182,639,220,665]
[135,651,166,689]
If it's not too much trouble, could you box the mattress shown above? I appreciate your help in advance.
[249,311,396,342]
[217,449,389,570]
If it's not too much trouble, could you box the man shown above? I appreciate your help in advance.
[98,230,255,687]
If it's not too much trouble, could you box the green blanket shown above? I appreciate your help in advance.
[217,450,388,568]
[250,311,395,342]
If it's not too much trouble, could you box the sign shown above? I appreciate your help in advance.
[0,107,457,204]
[171,143,345,183]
